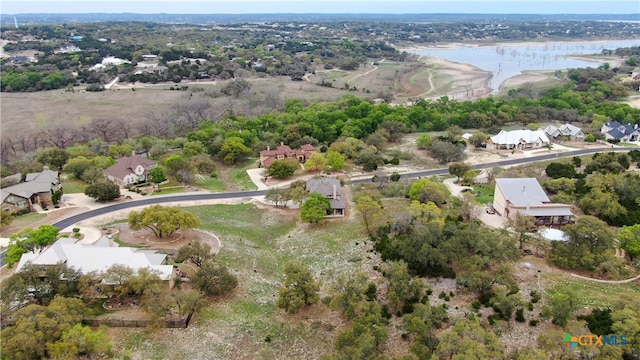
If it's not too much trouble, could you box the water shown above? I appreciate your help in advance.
[410,39,640,92]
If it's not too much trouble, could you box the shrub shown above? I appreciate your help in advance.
[516,308,526,322]
[529,320,538,326]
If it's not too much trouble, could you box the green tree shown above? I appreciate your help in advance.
[611,299,640,355]
[80,167,105,184]
[175,241,213,267]
[148,166,166,184]
[46,324,112,360]
[268,158,298,178]
[84,180,120,201]
[265,188,290,207]
[62,156,92,179]
[1,209,14,228]
[219,136,252,164]
[277,260,320,314]
[355,195,386,237]
[435,318,504,359]
[300,192,331,223]
[129,205,200,238]
[288,183,309,207]
[182,140,207,157]
[5,225,60,267]
[429,139,466,164]
[550,216,616,271]
[545,162,576,179]
[36,147,70,170]
[510,213,537,250]
[326,150,345,171]
[415,134,432,149]
[304,152,328,172]
[546,292,576,327]
[408,178,450,205]
[383,260,425,315]
[0,297,86,360]
[468,132,488,149]
[192,261,238,296]
[618,224,640,260]
[449,162,471,182]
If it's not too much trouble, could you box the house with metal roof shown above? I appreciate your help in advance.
[15,237,174,282]
[305,177,345,216]
[493,178,574,226]
[544,124,585,141]
[486,130,550,150]
[601,121,640,142]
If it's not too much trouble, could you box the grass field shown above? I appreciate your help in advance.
[113,203,375,359]
[545,274,640,309]
[195,176,227,192]
[473,185,495,204]
[229,160,258,190]
[61,178,87,194]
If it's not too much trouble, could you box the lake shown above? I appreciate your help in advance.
[410,39,640,92]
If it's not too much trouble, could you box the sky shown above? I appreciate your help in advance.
[1,0,639,15]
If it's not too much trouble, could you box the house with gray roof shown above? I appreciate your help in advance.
[104,155,157,187]
[0,167,62,213]
[305,177,345,216]
[544,124,585,141]
[15,237,174,282]
[493,178,574,226]
[601,121,640,142]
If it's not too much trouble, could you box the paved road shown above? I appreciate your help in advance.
[51,147,631,231]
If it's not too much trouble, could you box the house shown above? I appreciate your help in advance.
[493,178,574,226]
[104,155,157,187]
[15,237,174,282]
[486,130,550,150]
[259,143,317,168]
[544,124,585,141]
[601,121,640,142]
[0,167,62,213]
[305,177,345,216]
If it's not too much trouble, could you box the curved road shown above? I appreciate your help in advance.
[51,147,632,230]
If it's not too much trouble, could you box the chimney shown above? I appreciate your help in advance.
[280,141,284,146]
[267,145,270,151]
[332,184,337,200]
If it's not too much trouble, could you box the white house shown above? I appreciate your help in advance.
[486,130,550,150]
[15,237,174,281]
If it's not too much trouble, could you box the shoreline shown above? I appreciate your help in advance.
[396,37,640,52]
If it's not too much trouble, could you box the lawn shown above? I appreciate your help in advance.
[546,276,640,309]
[115,202,375,359]
[61,178,87,194]
[473,185,495,204]
[229,160,258,190]
[195,176,227,192]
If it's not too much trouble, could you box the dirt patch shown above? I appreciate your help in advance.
[107,223,220,254]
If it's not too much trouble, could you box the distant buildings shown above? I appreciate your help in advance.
[305,177,345,216]
[104,155,157,187]
[1,167,62,213]
[543,124,585,141]
[259,143,317,168]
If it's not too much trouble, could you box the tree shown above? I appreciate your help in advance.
[415,134,432,149]
[36,147,70,170]
[5,225,60,267]
[545,162,576,179]
[84,180,120,201]
[268,158,298,178]
[128,205,200,238]
[46,324,112,360]
[265,188,290,207]
[277,260,320,314]
[435,318,504,359]
[383,260,425,315]
[618,224,640,261]
[304,152,328,172]
[219,136,252,164]
[611,299,640,355]
[429,139,466,164]
[546,292,576,327]
[468,132,488,149]
[326,150,345,171]
[510,213,537,250]
[288,183,309,207]
[300,192,331,223]
[148,166,166,184]
[1,209,13,228]
[175,241,213,267]
[550,215,616,271]
[221,78,251,98]
[449,162,471,182]
[192,261,238,296]
[81,167,106,184]
[408,178,450,206]
[0,297,87,360]
[63,156,92,179]
[355,195,386,237]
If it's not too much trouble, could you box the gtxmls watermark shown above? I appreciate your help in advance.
[563,333,628,349]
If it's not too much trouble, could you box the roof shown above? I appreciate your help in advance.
[519,207,575,217]
[490,130,549,146]
[15,237,173,280]
[306,177,345,209]
[543,125,559,136]
[495,178,550,206]
[259,144,317,168]
[104,155,156,181]
[560,124,583,136]
[1,167,59,203]
[607,128,626,139]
